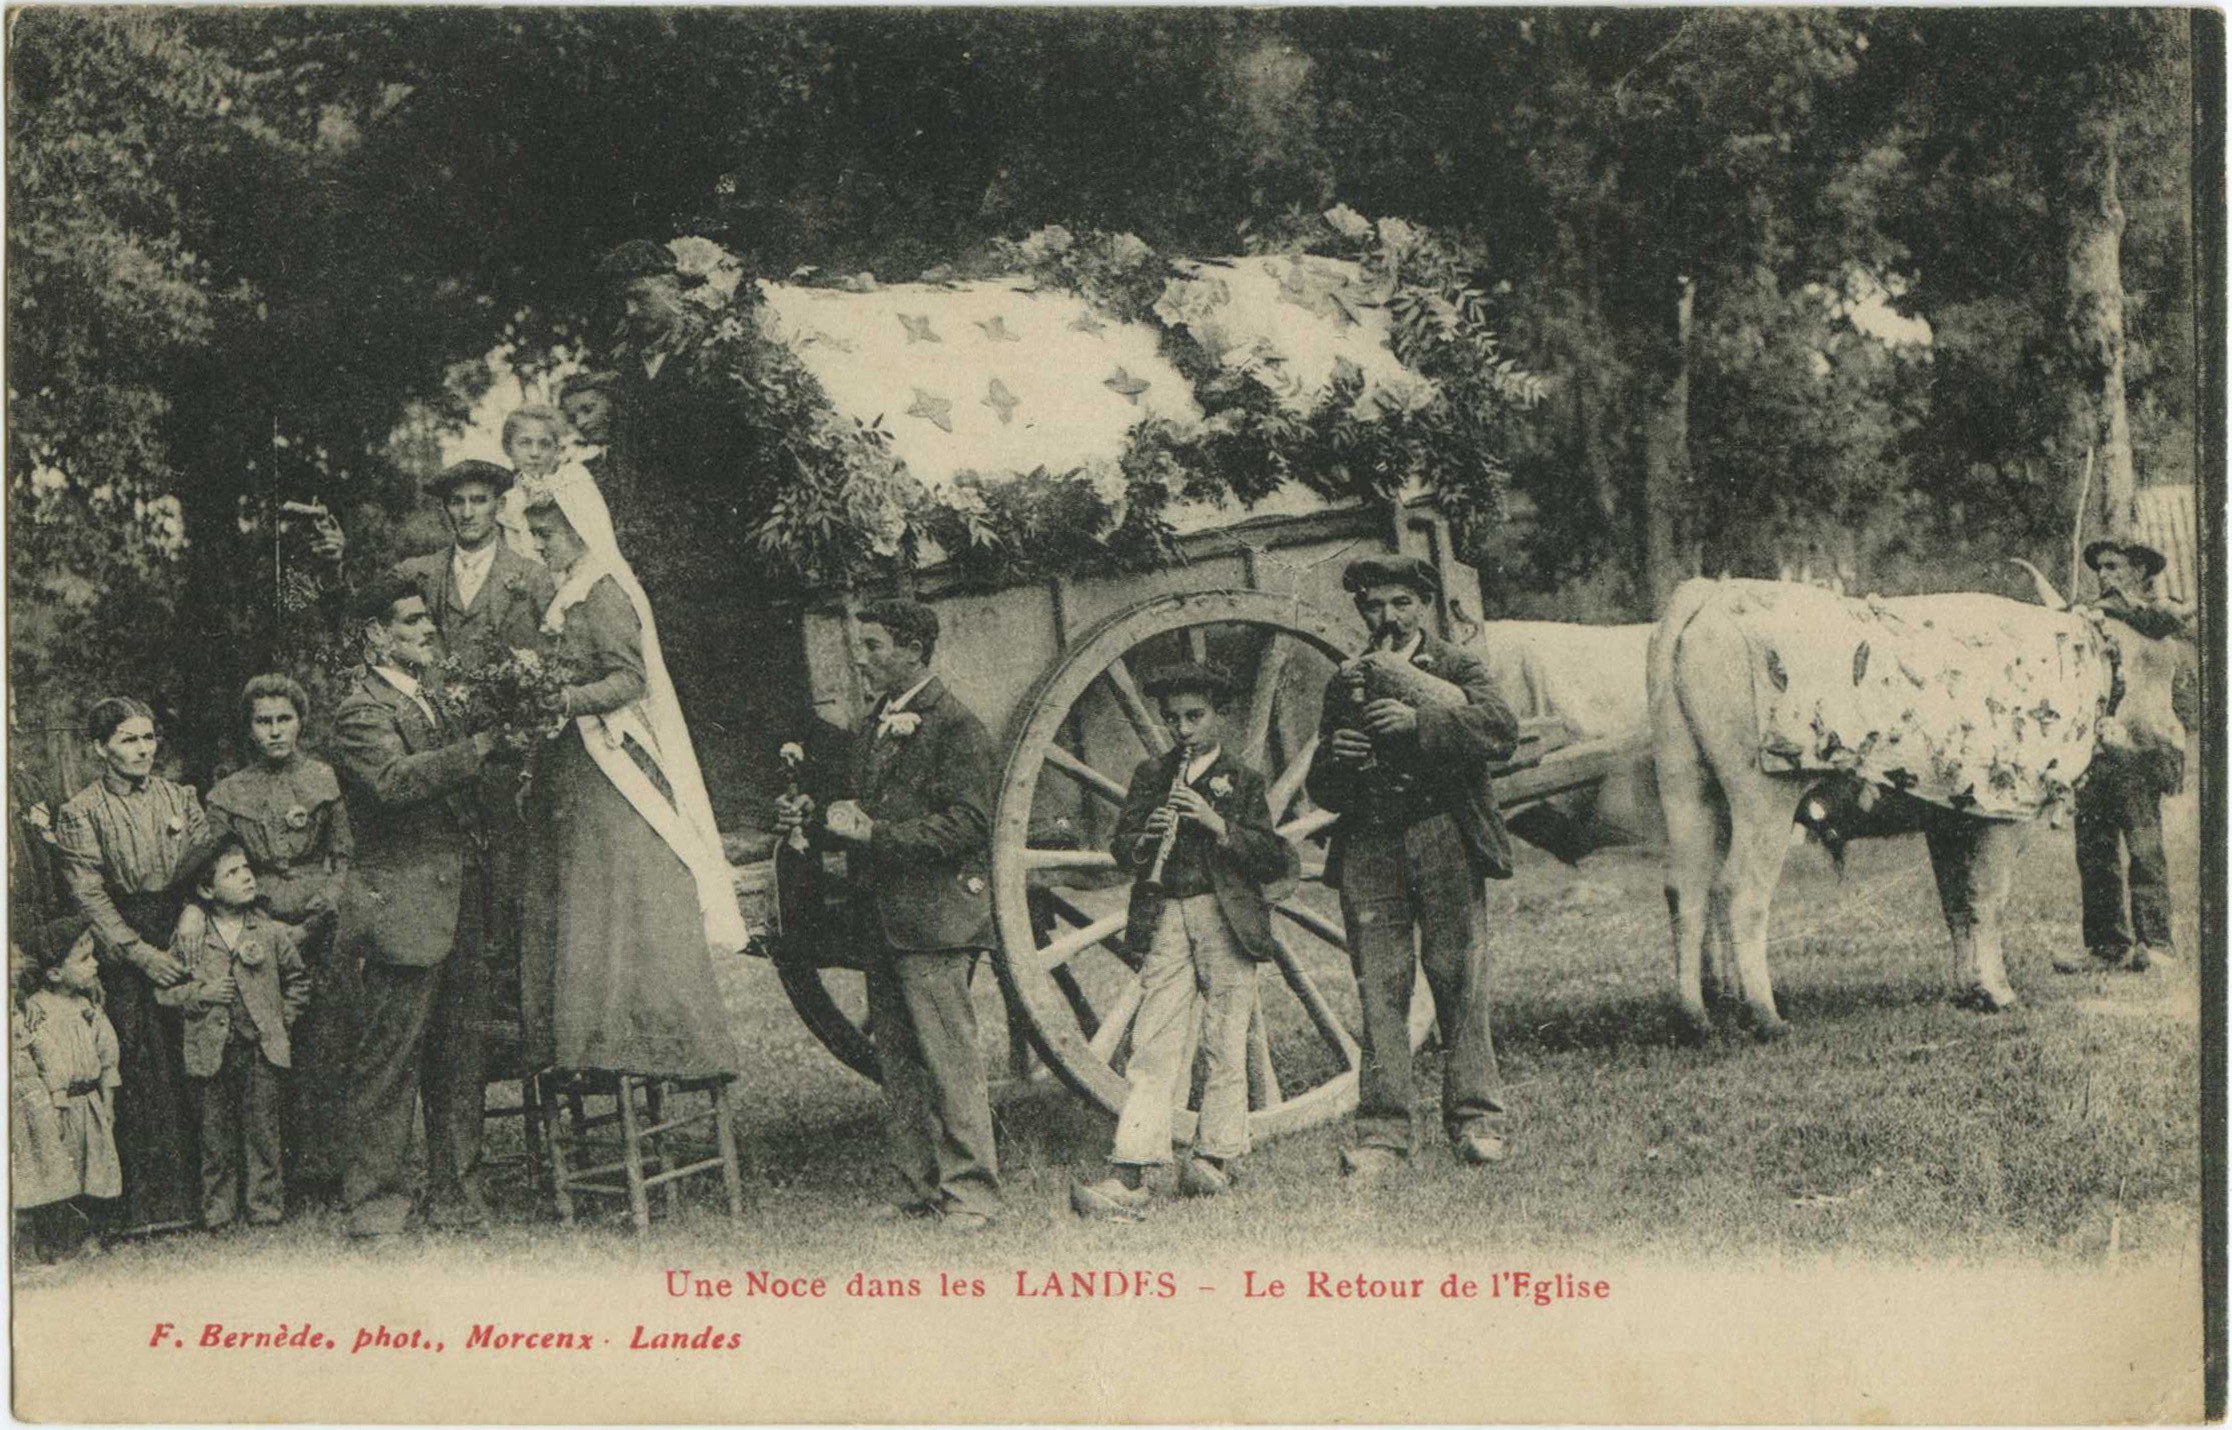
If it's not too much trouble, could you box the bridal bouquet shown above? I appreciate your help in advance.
[432,647,580,745]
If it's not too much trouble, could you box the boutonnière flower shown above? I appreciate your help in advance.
[1208,774,1234,799]
[285,804,311,831]
[164,813,186,836]
[878,711,923,738]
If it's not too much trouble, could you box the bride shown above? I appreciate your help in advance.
[515,486,747,1078]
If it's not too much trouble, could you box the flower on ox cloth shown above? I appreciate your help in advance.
[878,710,923,739]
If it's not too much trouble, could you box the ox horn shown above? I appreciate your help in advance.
[2008,559,2068,611]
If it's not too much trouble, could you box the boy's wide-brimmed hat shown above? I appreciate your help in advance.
[1341,553,1442,601]
[2083,539,2167,580]
[170,831,249,897]
[426,459,515,500]
[1142,660,1237,701]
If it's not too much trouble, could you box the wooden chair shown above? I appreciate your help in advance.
[539,1071,744,1233]
[477,1017,550,1201]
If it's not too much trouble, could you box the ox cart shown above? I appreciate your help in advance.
[729,255,1638,1140]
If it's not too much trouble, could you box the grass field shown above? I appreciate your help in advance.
[16,812,2205,1294]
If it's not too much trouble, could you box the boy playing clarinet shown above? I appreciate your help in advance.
[1071,662,1295,1220]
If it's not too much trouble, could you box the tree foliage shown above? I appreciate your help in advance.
[6,8,2207,776]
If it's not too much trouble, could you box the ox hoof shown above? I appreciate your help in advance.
[1956,986,2019,1014]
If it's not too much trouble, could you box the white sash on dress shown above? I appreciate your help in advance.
[543,510,748,954]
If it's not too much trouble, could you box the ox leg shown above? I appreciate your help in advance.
[1657,726,1723,1042]
[1925,822,2022,1011]
[1719,784,1804,1040]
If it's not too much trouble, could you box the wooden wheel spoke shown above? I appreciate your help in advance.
[1100,656,1173,757]
[1277,806,1338,844]
[1184,625,1210,665]
[1263,928,1360,1066]
[1086,980,1148,1063]
[1266,733,1319,820]
[1242,633,1292,766]
[1043,744,1129,806]
[1023,847,1117,872]
[1035,909,1130,973]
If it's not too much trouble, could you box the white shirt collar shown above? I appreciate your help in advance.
[883,675,934,714]
[451,539,499,606]
[373,665,439,725]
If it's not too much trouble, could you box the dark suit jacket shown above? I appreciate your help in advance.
[394,542,556,669]
[820,677,995,952]
[329,666,487,969]
[1306,628,1521,883]
[1111,747,1297,962]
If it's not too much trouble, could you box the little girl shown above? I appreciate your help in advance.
[19,915,123,1256]
[497,403,623,565]
[13,928,75,1261]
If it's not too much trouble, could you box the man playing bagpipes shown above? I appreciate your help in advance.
[1304,555,1522,1180]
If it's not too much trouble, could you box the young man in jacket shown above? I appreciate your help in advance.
[776,599,1003,1232]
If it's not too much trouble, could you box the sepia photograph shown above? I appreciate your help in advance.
[6,6,2223,1422]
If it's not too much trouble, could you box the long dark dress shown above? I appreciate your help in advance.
[51,772,205,1232]
[207,755,358,1187]
[519,575,742,1078]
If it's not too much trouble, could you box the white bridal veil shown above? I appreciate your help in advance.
[537,465,749,954]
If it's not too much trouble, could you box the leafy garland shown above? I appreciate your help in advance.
[630,211,1542,590]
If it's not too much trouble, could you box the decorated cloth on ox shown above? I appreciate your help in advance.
[1711,580,2115,822]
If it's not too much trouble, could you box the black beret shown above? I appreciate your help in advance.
[597,240,676,279]
[426,459,515,500]
[171,830,249,897]
[20,912,93,969]
[1341,554,1442,600]
[1141,661,1237,702]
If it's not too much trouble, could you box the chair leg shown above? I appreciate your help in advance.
[712,1079,744,1220]
[616,1075,652,1235]
[521,1074,548,1198]
[543,1073,577,1227]
[648,1080,679,1221]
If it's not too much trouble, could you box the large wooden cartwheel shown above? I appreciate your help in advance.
[989,588,1407,1140]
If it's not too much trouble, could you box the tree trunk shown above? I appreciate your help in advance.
[2062,118,2137,548]
[1640,274,1696,614]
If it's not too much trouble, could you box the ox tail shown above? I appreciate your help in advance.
[1646,577,1724,740]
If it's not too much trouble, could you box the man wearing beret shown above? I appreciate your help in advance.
[1305,554,1522,1179]
[2055,539,2198,976]
[394,460,558,671]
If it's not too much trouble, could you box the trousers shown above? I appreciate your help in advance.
[1111,895,1257,1167]
[1336,813,1505,1153]
[2075,759,2172,953]
[194,1035,283,1227]
[866,947,1001,1216]
[343,862,491,1236]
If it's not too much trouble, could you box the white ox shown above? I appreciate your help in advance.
[1467,621,1659,862]
[1648,573,2190,1040]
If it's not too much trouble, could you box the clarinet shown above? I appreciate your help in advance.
[1137,741,1194,892]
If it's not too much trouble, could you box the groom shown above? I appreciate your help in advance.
[394,460,556,670]
[331,574,503,1237]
